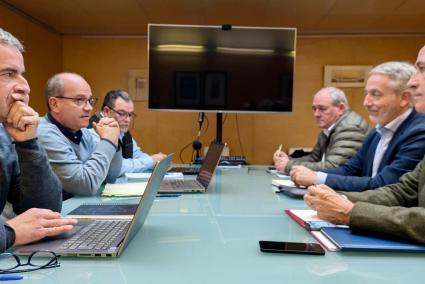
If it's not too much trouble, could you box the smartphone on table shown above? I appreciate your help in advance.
[259,241,325,255]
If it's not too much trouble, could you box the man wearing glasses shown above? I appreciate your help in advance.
[305,46,425,244]
[89,90,166,176]
[37,73,122,198]
[0,28,77,253]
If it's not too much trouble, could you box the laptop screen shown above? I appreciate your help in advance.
[118,154,173,255]
[196,142,224,188]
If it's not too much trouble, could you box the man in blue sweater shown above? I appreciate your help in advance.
[0,28,77,252]
[37,73,122,198]
[291,61,425,192]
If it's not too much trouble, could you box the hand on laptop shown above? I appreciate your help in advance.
[6,208,78,246]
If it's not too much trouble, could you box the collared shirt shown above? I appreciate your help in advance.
[371,108,413,177]
[321,123,336,162]
[47,112,82,144]
[322,123,336,137]
[315,108,413,184]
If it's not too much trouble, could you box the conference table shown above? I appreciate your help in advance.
[21,166,424,283]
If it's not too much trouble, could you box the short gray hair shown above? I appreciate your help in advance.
[322,87,350,109]
[368,62,416,94]
[44,72,83,109]
[0,28,24,52]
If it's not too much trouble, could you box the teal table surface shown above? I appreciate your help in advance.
[19,167,425,283]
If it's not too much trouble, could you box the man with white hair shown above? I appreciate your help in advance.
[305,47,425,244]
[273,87,369,174]
[292,61,425,192]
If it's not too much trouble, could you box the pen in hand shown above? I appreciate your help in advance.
[274,144,283,158]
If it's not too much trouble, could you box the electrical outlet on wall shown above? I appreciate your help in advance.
[128,69,147,101]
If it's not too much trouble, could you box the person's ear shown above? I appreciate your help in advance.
[337,103,345,115]
[400,90,413,108]
[103,106,111,116]
[48,97,59,113]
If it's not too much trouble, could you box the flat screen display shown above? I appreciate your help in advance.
[148,24,296,113]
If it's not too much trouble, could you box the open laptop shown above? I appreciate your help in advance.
[167,141,226,175]
[167,165,200,175]
[14,154,173,258]
[160,142,224,193]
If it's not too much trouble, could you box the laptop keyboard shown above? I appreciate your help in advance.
[59,220,130,251]
[169,179,202,189]
[169,167,199,174]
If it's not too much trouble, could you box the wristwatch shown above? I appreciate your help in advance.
[4,223,16,248]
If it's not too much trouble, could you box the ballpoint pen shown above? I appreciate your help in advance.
[0,274,24,281]
[156,194,181,198]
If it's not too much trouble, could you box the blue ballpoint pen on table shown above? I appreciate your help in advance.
[156,194,181,198]
[0,274,23,281]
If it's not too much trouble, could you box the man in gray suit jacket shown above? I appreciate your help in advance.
[304,45,425,244]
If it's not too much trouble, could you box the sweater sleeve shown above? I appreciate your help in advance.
[9,139,62,213]
[38,124,120,196]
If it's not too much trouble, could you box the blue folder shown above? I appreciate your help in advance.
[321,227,425,252]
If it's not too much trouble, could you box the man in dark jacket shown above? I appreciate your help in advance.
[292,61,425,192]
[0,28,76,252]
[304,47,425,244]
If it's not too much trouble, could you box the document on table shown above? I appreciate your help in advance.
[102,182,148,197]
[125,172,184,181]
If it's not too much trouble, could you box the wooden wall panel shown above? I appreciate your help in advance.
[61,36,424,165]
[0,5,62,115]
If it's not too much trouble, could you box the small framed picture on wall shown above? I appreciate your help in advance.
[324,65,372,88]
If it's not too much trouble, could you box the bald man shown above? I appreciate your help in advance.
[37,73,122,197]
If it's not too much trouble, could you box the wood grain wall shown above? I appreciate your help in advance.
[2,6,423,164]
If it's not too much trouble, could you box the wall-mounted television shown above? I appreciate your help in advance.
[148,24,296,113]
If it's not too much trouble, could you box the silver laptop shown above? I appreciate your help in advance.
[159,142,224,193]
[14,154,173,257]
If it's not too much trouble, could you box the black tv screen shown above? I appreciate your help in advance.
[148,24,296,113]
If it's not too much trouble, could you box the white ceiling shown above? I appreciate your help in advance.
[2,0,425,36]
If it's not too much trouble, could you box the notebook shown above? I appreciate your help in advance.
[159,142,224,193]
[285,209,348,231]
[14,154,173,257]
[101,182,148,197]
[321,227,425,253]
[125,172,184,180]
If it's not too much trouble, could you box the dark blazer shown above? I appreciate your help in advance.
[324,109,425,192]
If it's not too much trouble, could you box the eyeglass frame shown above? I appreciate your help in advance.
[0,250,60,274]
[53,96,98,107]
[107,106,137,119]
